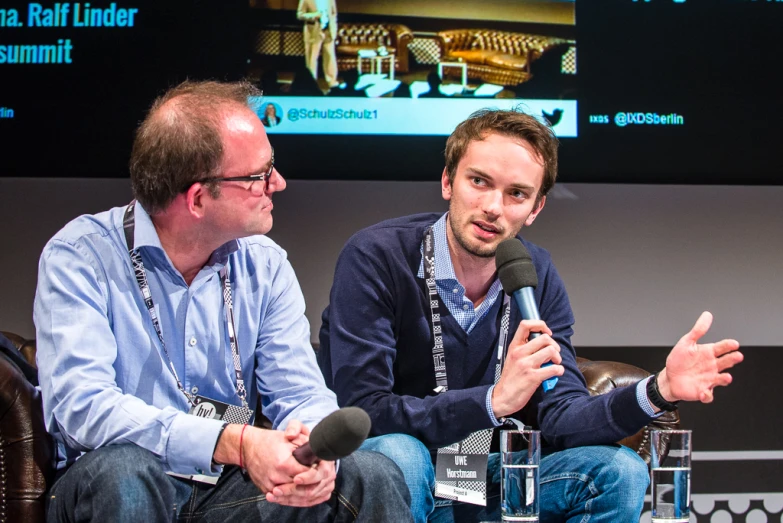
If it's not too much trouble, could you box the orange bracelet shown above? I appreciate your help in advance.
[239,424,248,470]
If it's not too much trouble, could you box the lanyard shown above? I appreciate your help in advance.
[422,226,510,392]
[122,202,249,409]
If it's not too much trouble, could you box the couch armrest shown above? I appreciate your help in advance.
[577,357,680,464]
[1,331,37,369]
[0,348,54,523]
[386,23,413,72]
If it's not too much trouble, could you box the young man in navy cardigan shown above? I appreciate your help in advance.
[318,108,743,523]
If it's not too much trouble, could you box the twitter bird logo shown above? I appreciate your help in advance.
[542,108,563,127]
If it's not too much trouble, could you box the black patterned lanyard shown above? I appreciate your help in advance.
[422,226,511,393]
[122,202,249,409]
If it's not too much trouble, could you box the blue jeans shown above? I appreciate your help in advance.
[46,443,413,522]
[361,434,649,523]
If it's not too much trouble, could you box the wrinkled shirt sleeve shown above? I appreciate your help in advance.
[254,255,338,431]
[34,239,224,476]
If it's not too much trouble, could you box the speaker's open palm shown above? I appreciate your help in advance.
[658,311,743,404]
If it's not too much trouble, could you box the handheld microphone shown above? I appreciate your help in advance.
[495,238,557,392]
[292,407,372,466]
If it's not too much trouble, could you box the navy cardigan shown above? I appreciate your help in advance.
[319,213,652,451]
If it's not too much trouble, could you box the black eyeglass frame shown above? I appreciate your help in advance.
[183,149,275,193]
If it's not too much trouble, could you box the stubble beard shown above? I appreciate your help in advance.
[448,211,509,259]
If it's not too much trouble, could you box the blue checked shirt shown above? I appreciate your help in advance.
[417,214,504,334]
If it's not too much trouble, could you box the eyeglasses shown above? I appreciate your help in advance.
[185,149,275,195]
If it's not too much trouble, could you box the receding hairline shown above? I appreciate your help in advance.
[149,93,253,129]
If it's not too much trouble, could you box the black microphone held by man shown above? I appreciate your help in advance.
[496,238,558,392]
[292,407,372,466]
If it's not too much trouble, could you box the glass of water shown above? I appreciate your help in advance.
[500,429,541,522]
[650,429,692,522]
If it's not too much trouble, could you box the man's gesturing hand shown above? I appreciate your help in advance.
[657,311,743,405]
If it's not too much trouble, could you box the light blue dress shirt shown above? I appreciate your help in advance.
[34,201,338,475]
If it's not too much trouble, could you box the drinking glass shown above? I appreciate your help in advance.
[500,430,541,522]
[650,429,692,522]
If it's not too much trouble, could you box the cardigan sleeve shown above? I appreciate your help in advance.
[319,242,497,449]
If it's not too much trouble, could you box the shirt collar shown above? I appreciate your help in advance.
[435,212,505,303]
[417,212,467,283]
[130,201,239,266]
[131,201,164,251]
[431,213,459,282]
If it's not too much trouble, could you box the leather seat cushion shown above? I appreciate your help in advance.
[484,53,528,70]
[447,50,491,64]
[338,45,395,56]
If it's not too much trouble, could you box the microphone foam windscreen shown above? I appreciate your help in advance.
[309,407,372,461]
[495,238,538,293]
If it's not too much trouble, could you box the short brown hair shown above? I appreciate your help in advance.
[444,108,559,201]
[129,80,262,215]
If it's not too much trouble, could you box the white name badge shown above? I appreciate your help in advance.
[434,429,493,507]
[168,395,253,485]
[435,451,489,506]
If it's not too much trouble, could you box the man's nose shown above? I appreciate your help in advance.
[267,167,286,194]
[481,190,503,219]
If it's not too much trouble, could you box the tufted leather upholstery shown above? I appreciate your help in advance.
[0,332,53,523]
[0,333,677,522]
[335,23,414,73]
[1,332,36,372]
[436,29,573,86]
[576,357,680,463]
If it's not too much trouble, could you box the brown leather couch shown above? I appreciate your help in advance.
[0,332,53,523]
[435,29,574,86]
[0,332,677,522]
[577,357,679,461]
[335,23,414,74]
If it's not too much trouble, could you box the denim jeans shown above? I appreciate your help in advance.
[361,434,649,523]
[46,443,413,522]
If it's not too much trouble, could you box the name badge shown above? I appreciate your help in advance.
[188,395,253,426]
[435,434,491,506]
[168,395,253,485]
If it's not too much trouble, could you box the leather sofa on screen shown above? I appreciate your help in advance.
[335,23,414,74]
[0,331,678,523]
[435,29,574,86]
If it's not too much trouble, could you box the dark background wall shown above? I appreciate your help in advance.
[1,178,781,521]
[3,179,779,346]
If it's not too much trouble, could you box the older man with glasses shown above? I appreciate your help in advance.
[34,80,412,523]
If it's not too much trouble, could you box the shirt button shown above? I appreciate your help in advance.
[191,386,199,394]
[189,337,197,347]
[452,288,459,293]
[463,304,470,310]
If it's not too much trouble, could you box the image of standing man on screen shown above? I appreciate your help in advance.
[297,0,340,89]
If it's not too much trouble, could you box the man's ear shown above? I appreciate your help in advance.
[441,168,452,202]
[525,195,546,226]
[184,183,208,219]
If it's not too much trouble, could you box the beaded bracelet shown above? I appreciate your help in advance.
[239,424,249,470]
